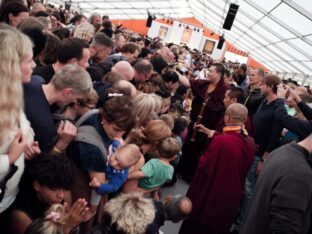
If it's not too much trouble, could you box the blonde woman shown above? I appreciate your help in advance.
[0,28,39,215]
[132,93,163,127]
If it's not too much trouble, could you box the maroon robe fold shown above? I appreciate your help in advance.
[180,131,256,234]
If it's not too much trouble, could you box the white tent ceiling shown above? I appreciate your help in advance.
[57,0,312,84]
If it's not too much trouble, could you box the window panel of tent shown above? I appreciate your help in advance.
[251,0,281,12]
[238,1,265,20]
[289,62,312,75]
[171,0,189,7]
[89,2,113,8]
[273,61,301,73]
[270,3,312,35]
[255,46,282,61]
[78,2,92,9]
[251,24,280,43]
[127,2,152,8]
[251,49,280,63]
[243,30,268,45]
[234,11,257,28]
[238,34,262,50]
[259,17,296,39]
[150,1,171,8]
[122,9,147,16]
[296,0,312,15]
[250,54,278,71]
[266,44,295,61]
[276,41,310,61]
[110,2,132,8]
[127,14,146,19]
[288,38,312,56]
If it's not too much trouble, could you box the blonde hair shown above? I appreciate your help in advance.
[73,22,95,42]
[0,28,33,144]
[158,137,180,159]
[132,93,162,126]
[117,144,142,165]
[25,204,67,234]
[127,119,172,146]
[105,192,155,234]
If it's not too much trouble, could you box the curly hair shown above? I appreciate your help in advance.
[0,27,32,144]
[25,204,68,234]
[104,192,155,234]
[29,155,75,190]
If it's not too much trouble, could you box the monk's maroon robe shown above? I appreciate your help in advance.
[180,131,256,234]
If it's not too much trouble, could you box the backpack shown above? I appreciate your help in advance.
[74,109,107,163]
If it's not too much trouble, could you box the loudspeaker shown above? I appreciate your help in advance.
[222,3,239,30]
[217,37,225,49]
[146,15,153,27]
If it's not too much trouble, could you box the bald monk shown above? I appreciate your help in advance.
[111,61,134,81]
[179,103,257,234]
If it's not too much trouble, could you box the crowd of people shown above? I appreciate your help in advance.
[1,0,312,234]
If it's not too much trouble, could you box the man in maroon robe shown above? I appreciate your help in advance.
[179,103,257,234]
[177,63,229,182]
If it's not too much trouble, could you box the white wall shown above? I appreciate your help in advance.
[199,36,226,60]
[147,21,171,41]
[148,21,203,50]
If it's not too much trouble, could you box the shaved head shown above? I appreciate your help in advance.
[225,103,248,124]
[111,61,134,81]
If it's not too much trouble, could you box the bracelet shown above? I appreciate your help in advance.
[52,146,63,154]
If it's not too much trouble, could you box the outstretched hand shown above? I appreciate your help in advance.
[89,177,101,189]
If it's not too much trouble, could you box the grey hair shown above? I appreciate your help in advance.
[91,32,114,48]
[51,64,92,95]
[88,12,101,23]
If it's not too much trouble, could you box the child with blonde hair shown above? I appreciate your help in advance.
[124,137,180,193]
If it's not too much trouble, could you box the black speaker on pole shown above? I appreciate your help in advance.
[222,3,239,30]
[146,14,153,27]
[217,36,225,49]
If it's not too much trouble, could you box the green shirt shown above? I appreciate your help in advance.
[139,159,174,190]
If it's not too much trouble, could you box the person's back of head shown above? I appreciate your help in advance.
[225,103,248,125]
[57,37,89,65]
[158,137,180,159]
[111,61,134,81]
[133,59,153,74]
[112,80,137,98]
[25,204,67,234]
[52,27,70,40]
[104,192,155,234]
[164,195,192,222]
[50,64,92,96]
[91,32,114,49]
[17,16,44,31]
[41,33,62,65]
[162,71,179,84]
[28,154,75,191]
